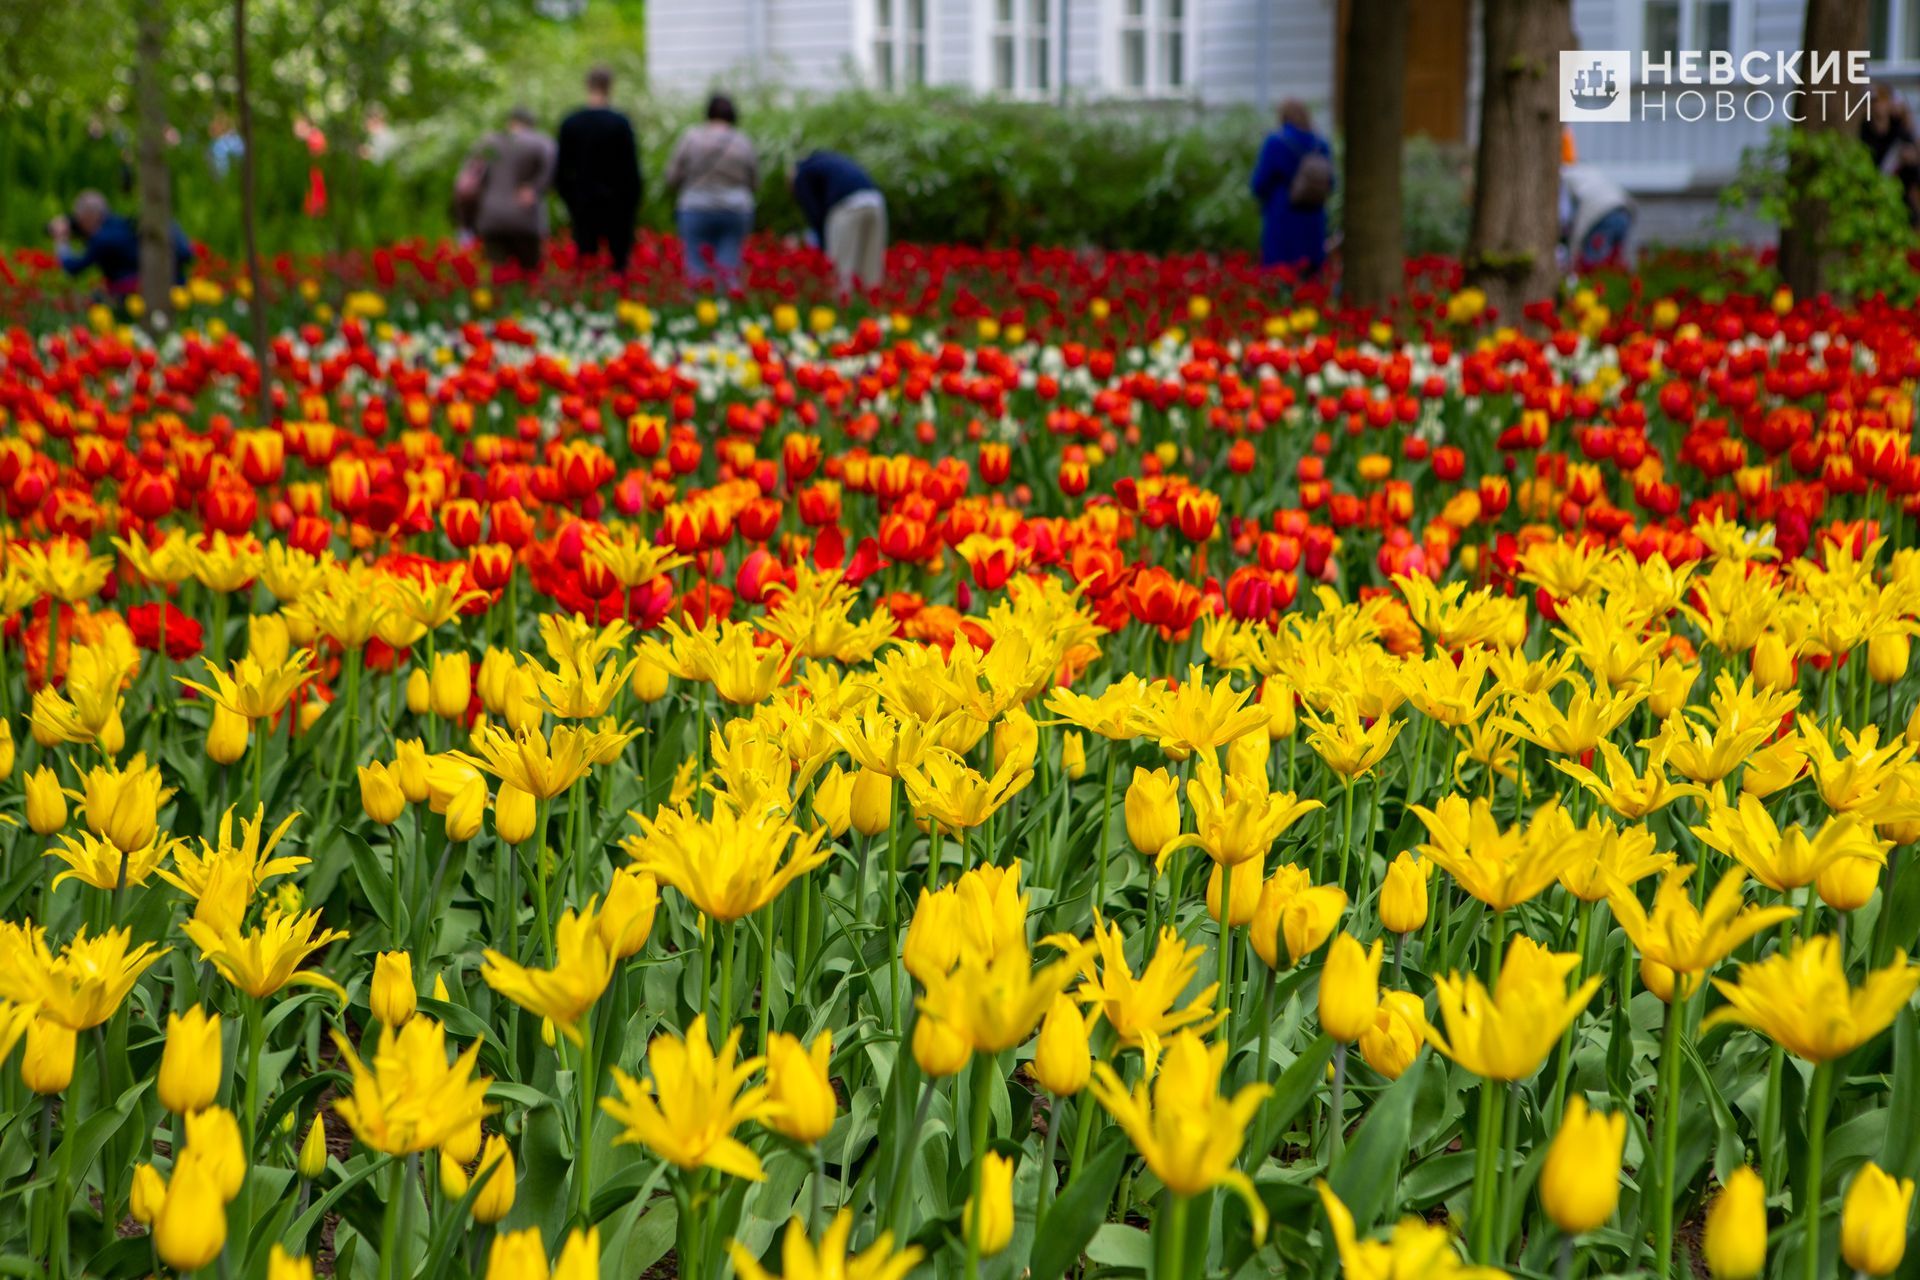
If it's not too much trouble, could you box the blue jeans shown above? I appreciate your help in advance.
[678,207,751,284]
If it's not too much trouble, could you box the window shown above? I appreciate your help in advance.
[977,0,1053,95]
[1641,0,1732,59]
[1109,0,1190,95]
[867,0,933,89]
[866,0,930,89]
[1873,0,1920,64]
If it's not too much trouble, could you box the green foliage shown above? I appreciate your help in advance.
[0,0,1473,261]
[1723,124,1920,303]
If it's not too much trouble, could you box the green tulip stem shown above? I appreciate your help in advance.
[1801,1060,1835,1280]
[963,1053,995,1280]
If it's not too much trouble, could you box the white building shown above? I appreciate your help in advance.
[647,0,1920,194]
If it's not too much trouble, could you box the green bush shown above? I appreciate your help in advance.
[5,82,1473,261]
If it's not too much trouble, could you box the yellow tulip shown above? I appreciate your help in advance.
[1841,1161,1915,1276]
[431,650,472,719]
[811,766,854,838]
[1427,937,1600,1081]
[1124,766,1181,863]
[1089,1031,1272,1240]
[330,1016,494,1156]
[964,1151,1016,1256]
[472,1134,517,1224]
[1357,990,1427,1080]
[849,766,893,837]
[371,951,416,1026]
[1318,933,1382,1043]
[481,908,614,1046]
[1703,935,1919,1063]
[1379,852,1428,934]
[494,783,537,845]
[600,1016,778,1180]
[727,1212,923,1280]
[158,1006,223,1114]
[1061,730,1087,780]
[152,1156,227,1271]
[764,1030,837,1144]
[596,868,658,960]
[207,704,249,765]
[130,1162,166,1224]
[358,762,406,826]
[1703,1167,1767,1279]
[298,1115,329,1179]
[21,1017,76,1094]
[1074,919,1220,1056]
[1032,993,1090,1097]
[1249,863,1347,970]
[24,766,67,835]
[1539,1097,1625,1234]
[912,1010,972,1078]
[269,1244,315,1280]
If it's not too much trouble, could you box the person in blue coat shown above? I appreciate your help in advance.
[50,191,193,298]
[1250,100,1333,277]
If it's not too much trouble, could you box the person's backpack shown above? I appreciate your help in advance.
[1289,147,1333,209]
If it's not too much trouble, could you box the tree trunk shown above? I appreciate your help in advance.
[131,0,174,320]
[232,0,271,421]
[1776,0,1871,299]
[1340,0,1410,309]
[1464,0,1570,323]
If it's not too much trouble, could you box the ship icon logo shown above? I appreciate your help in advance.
[1568,59,1619,109]
[1559,51,1632,122]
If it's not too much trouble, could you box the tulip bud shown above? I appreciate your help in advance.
[629,653,671,703]
[494,782,536,845]
[1061,731,1087,781]
[130,1162,166,1225]
[1205,857,1263,926]
[472,1135,516,1224]
[444,1118,483,1164]
[206,704,250,765]
[395,739,432,803]
[25,767,67,836]
[912,1014,971,1078]
[1841,1161,1915,1276]
[406,667,432,715]
[1227,729,1270,783]
[850,767,893,837]
[1818,853,1881,913]
[1750,632,1794,692]
[812,766,853,839]
[0,720,13,778]
[1125,767,1181,863]
[445,777,487,842]
[1868,632,1910,686]
[965,1152,1016,1256]
[765,1031,837,1144]
[1703,1167,1767,1279]
[486,1227,549,1280]
[1357,990,1425,1080]
[371,951,416,1025]
[184,1106,247,1202]
[269,1244,315,1280]
[299,1115,329,1179]
[432,651,472,720]
[1261,679,1297,740]
[159,1006,223,1114]
[992,708,1037,775]
[358,761,406,826]
[22,1017,75,1094]
[439,1148,470,1198]
[1318,934,1382,1043]
[1539,1097,1626,1234]
[433,973,451,1002]
[597,868,659,959]
[1640,955,1677,1004]
[1032,994,1090,1097]
[1379,852,1429,934]
[1250,870,1346,971]
[153,1157,227,1271]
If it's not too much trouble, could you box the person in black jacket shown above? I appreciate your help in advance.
[555,67,644,273]
[790,150,887,293]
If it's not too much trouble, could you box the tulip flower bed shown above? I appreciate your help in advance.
[2,233,1920,1280]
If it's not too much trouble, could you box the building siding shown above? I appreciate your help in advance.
[1196,0,1336,113]
[648,0,756,95]
[766,0,860,91]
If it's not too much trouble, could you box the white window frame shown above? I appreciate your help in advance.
[1620,0,1751,84]
[1871,0,1920,74]
[971,0,1058,97]
[1100,0,1195,97]
[855,0,934,89]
